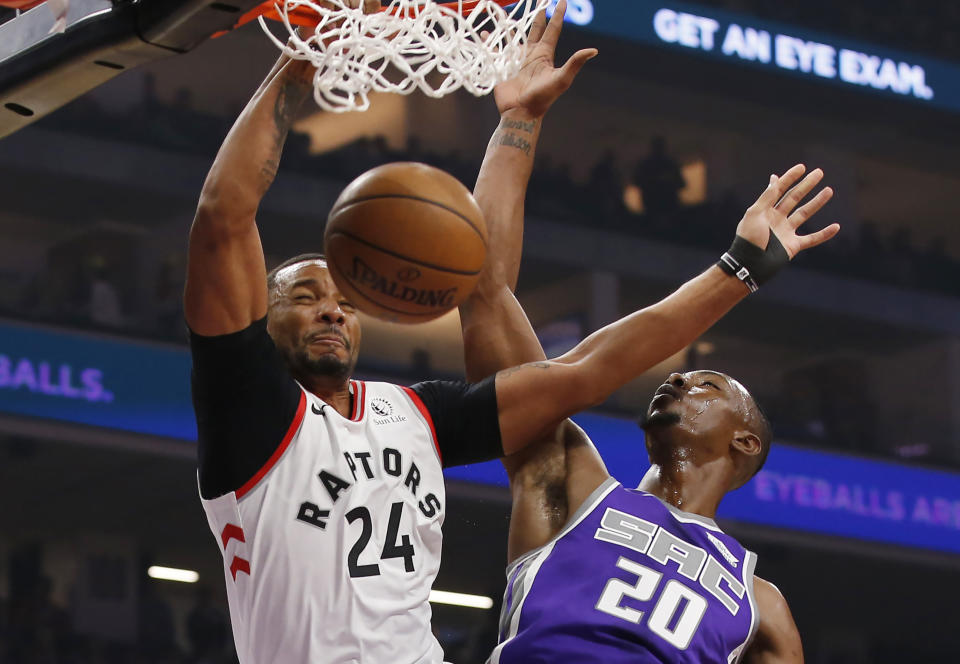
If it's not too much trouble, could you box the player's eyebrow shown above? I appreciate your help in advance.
[289,278,320,291]
[697,371,729,389]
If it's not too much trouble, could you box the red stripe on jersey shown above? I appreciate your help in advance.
[351,380,366,422]
[220,524,246,549]
[401,386,441,465]
[235,390,307,499]
[230,556,251,580]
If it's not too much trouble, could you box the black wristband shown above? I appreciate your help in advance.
[717,231,789,293]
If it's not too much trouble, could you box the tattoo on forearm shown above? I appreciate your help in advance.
[490,117,538,156]
[258,77,310,193]
[495,131,533,156]
[502,118,538,133]
[274,78,310,133]
[259,158,281,189]
[499,361,551,379]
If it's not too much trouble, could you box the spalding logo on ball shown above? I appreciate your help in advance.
[324,162,488,324]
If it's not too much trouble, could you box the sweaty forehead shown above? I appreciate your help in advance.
[689,370,751,405]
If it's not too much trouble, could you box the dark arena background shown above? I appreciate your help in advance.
[1,0,959,662]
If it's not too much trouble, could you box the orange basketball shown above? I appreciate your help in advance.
[324,162,488,324]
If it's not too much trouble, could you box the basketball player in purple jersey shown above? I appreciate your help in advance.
[460,10,839,662]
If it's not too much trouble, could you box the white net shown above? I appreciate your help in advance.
[260,0,551,112]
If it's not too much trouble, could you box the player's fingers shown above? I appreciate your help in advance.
[362,0,379,14]
[772,163,808,197]
[558,48,598,85]
[755,164,804,208]
[788,186,834,228]
[794,223,841,253]
[540,0,567,49]
[777,168,823,216]
[528,7,548,44]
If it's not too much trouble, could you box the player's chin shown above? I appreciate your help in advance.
[311,346,346,361]
[640,409,682,431]
[300,349,352,379]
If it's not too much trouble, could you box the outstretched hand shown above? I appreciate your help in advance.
[494,0,598,118]
[736,164,839,258]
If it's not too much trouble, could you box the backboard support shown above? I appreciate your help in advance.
[0,0,268,139]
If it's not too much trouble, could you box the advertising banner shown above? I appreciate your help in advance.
[548,0,959,113]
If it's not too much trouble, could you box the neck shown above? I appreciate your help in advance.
[636,455,730,519]
[298,374,353,418]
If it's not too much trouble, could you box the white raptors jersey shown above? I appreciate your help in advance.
[200,379,447,663]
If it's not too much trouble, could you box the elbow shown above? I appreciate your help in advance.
[193,192,256,240]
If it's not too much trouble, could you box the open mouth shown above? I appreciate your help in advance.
[653,384,681,400]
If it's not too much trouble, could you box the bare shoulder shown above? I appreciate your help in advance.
[754,577,789,613]
[746,576,804,664]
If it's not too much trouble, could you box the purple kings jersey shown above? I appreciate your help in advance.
[490,478,758,664]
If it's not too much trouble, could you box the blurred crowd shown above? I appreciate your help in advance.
[0,541,497,664]
[17,90,960,349]
[0,551,234,664]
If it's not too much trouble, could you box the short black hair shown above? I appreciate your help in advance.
[266,253,326,296]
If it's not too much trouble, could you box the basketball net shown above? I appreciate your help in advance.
[260,0,551,112]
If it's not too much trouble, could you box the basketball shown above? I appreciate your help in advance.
[324,162,488,324]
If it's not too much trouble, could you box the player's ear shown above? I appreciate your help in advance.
[731,431,762,459]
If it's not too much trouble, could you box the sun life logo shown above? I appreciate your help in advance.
[371,398,392,417]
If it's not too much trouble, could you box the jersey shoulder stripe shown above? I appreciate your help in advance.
[728,552,759,663]
[235,389,307,499]
[400,385,442,464]
[349,379,366,421]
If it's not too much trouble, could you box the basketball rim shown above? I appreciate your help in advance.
[235,0,519,31]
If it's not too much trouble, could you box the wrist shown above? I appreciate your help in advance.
[717,232,790,293]
[280,59,314,87]
[500,108,541,126]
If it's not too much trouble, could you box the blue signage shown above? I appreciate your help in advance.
[2,319,958,555]
[0,319,196,440]
[445,413,960,556]
[547,0,960,114]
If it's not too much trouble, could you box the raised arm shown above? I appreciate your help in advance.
[461,2,602,560]
[183,51,313,336]
[184,0,380,336]
[495,164,839,453]
[461,2,596,380]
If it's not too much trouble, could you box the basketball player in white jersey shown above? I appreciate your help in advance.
[458,12,839,662]
[185,3,604,662]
